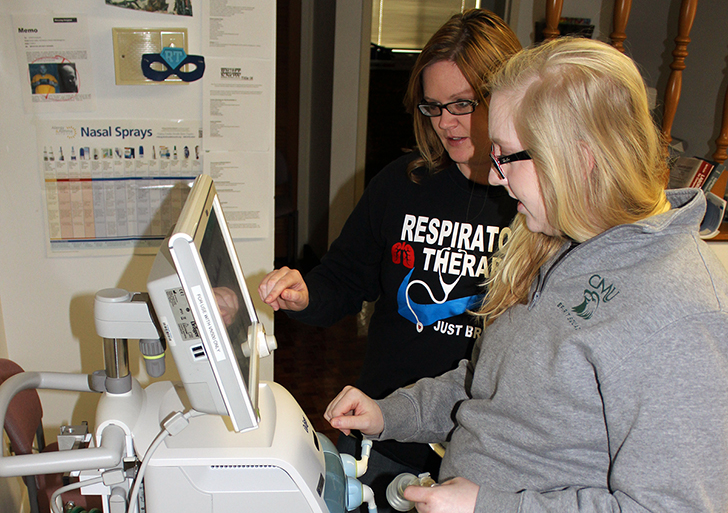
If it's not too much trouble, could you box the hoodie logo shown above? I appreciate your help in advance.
[572,290,599,319]
[558,274,619,330]
[571,274,620,320]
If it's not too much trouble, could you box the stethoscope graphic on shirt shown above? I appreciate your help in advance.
[396,248,482,332]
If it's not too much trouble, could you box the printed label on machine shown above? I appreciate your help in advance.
[158,316,175,346]
[166,287,200,341]
[192,285,226,361]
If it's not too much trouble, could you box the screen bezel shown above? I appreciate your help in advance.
[167,175,259,432]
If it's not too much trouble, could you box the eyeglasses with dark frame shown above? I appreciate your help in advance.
[418,99,479,117]
[490,144,532,180]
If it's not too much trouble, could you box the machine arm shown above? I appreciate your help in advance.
[0,370,126,477]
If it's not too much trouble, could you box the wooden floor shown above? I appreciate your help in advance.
[272,311,368,444]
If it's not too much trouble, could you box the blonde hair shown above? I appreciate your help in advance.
[404,9,521,179]
[477,38,670,324]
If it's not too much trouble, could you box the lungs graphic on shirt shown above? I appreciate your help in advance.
[391,242,415,268]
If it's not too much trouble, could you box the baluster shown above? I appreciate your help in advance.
[610,0,632,53]
[543,0,564,41]
[661,0,698,147]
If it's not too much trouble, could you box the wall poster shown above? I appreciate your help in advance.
[37,119,203,254]
[13,14,96,113]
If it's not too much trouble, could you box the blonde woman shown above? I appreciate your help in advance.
[326,38,728,512]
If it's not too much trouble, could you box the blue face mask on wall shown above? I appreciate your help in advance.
[141,47,205,82]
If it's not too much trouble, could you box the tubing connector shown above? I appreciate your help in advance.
[346,478,377,512]
[341,438,374,478]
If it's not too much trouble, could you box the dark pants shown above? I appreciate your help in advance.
[337,435,431,513]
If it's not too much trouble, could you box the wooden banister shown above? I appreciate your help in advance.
[609,0,632,53]
[661,0,698,146]
[543,0,564,41]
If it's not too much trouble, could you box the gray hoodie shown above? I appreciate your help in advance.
[376,189,728,512]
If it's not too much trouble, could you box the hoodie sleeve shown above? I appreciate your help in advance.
[374,357,473,444]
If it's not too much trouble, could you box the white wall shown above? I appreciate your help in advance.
[710,243,728,268]
[328,0,371,244]
[0,0,275,462]
[297,0,336,258]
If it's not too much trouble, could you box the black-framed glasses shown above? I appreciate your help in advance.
[490,144,532,180]
[418,99,479,117]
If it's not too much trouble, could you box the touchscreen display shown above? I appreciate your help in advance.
[199,207,251,389]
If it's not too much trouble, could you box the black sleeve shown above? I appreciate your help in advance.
[287,164,398,327]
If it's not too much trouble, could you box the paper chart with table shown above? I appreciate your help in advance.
[37,119,203,254]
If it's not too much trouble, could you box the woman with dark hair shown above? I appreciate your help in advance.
[325,38,728,513]
[259,10,520,508]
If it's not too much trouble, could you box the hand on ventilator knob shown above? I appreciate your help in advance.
[324,386,384,437]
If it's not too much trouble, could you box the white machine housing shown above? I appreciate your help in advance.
[114,380,341,513]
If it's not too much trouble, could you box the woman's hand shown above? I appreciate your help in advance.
[404,477,479,513]
[324,385,384,437]
[258,266,310,311]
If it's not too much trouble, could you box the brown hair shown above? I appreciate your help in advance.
[404,9,521,180]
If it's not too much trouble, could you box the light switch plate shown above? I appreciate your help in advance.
[112,28,188,85]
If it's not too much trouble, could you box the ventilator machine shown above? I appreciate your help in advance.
[0,175,377,513]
